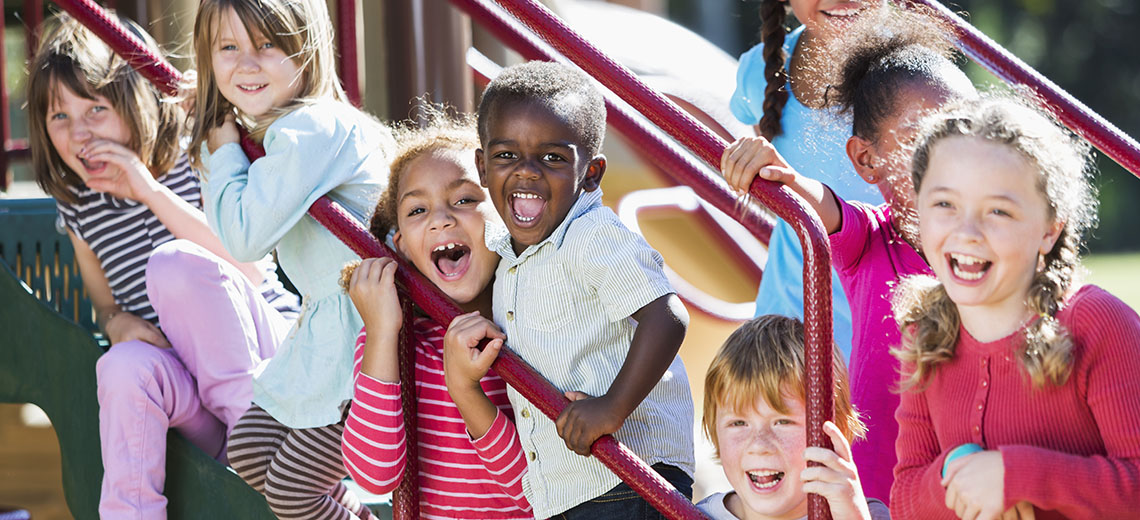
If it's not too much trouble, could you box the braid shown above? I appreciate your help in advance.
[757,0,790,141]
[891,275,961,391]
[1022,226,1078,387]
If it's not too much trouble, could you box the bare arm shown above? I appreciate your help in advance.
[69,229,169,348]
[721,136,841,234]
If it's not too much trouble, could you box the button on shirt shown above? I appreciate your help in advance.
[488,189,695,518]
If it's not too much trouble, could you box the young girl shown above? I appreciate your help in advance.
[889,96,1140,519]
[721,7,976,503]
[699,314,888,520]
[732,0,885,360]
[338,110,532,519]
[190,0,392,518]
[29,14,299,517]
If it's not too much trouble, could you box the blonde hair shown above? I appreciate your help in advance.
[189,0,344,167]
[28,13,184,204]
[893,95,1098,390]
[702,315,865,457]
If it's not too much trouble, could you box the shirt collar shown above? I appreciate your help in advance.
[488,188,604,263]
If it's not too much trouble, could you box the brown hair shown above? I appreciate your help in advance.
[756,0,790,141]
[28,13,184,204]
[893,95,1098,390]
[702,315,865,457]
[189,0,344,167]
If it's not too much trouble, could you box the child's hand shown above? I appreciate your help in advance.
[555,391,625,456]
[721,136,796,194]
[105,312,172,349]
[207,113,240,153]
[442,312,506,392]
[801,421,871,520]
[347,258,402,336]
[941,450,1006,520]
[1001,502,1035,520]
[80,139,161,203]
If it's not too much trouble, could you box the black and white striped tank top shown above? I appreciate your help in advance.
[55,155,299,326]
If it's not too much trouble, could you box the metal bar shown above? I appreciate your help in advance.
[337,0,362,106]
[25,0,44,58]
[905,0,1140,178]
[1,0,9,191]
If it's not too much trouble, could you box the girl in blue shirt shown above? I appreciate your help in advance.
[732,0,885,359]
[189,1,392,518]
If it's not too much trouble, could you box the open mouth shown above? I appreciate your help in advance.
[78,156,106,173]
[510,192,545,225]
[431,242,471,280]
[821,2,863,17]
[948,252,991,281]
[747,470,784,491]
[238,83,267,92]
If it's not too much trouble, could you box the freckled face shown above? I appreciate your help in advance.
[45,85,132,182]
[476,100,604,255]
[716,392,809,520]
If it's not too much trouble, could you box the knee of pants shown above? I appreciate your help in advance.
[146,239,227,297]
[264,468,321,512]
[95,340,171,400]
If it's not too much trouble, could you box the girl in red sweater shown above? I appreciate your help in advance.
[339,108,532,519]
[889,95,1140,520]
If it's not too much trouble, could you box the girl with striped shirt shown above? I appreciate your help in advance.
[340,110,532,519]
[28,14,299,518]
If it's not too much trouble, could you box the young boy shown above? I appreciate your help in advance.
[699,315,890,520]
[448,61,695,518]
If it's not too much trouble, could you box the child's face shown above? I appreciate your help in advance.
[917,136,1062,320]
[393,150,501,311]
[45,84,132,183]
[211,8,303,121]
[476,99,604,255]
[788,0,878,35]
[715,391,809,520]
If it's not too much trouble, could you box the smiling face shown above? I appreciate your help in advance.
[210,7,303,122]
[788,0,878,35]
[716,391,809,520]
[917,136,1062,334]
[392,149,500,311]
[45,83,132,183]
[476,99,605,255]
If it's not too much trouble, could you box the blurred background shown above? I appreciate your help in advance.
[1,0,1135,518]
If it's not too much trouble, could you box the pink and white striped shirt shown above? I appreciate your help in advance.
[341,318,533,519]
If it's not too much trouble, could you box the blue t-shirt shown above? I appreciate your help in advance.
[731,26,883,359]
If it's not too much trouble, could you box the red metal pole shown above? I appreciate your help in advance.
[337,0,362,107]
[905,0,1140,179]
[1,0,10,192]
[25,0,44,58]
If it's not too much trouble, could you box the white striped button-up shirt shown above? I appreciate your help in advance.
[488,189,695,518]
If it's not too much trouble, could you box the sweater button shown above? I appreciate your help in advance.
[973,425,980,433]
[981,380,988,387]
[509,266,517,275]
[528,451,536,461]
[977,403,984,411]
[521,408,530,418]
[507,311,514,321]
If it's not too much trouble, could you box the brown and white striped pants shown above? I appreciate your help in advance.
[227,404,372,520]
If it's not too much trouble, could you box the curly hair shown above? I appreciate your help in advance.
[893,95,1099,390]
[702,315,865,457]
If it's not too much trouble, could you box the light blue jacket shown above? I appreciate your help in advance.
[202,99,392,428]
[731,26,883,359]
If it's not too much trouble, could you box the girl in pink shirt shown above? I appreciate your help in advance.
[339,108,532,519]
[720,7,975,502]
[889,96,1140,519]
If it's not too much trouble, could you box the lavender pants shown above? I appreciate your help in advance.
[96,240,293,519]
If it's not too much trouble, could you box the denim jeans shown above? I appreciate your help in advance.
[551,464,694,520]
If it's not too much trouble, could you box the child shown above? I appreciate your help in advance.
[450,61,695,518]
[189,0,392,518]
[699,314,889,520]
[338,109,533,518]
[732,0,885,360]
[720,7,976,503]
[28,14,299,517]
[889,96,1140,519]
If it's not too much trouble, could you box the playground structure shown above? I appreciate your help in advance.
[1,0,1138,519]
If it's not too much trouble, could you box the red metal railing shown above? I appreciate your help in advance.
[905,0,1140,179]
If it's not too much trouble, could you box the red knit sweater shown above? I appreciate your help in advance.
[890,285,1140,520]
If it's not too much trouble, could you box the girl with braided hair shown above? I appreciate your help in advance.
[889,95,1140,519]
[730,0,885,367]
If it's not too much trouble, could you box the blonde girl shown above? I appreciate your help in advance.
[29,13,298,517]
[190,0,392,518]
[890,96,1140,519]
